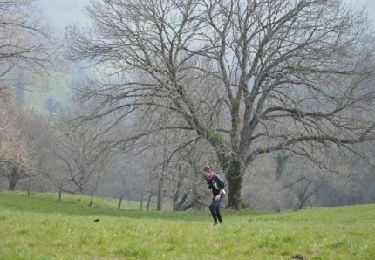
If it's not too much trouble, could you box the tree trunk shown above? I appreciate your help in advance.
[9,179,17,191]
[146,192,153,211]
[139,192,143,211]
[118,193,124,209]
[8,168,18,191]
[89,192,94,207]
[58,183,63,201]
[157,177,163,211]
[225,158,243,210]
[172,173,183,211]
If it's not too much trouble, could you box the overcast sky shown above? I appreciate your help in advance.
[39,0,375,34]
[39,0,89,33]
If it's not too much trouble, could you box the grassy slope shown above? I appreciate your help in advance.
[0,192,374,259]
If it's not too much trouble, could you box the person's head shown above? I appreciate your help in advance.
[203,166,211,177]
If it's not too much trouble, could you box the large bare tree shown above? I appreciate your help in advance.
[67,0,375,209]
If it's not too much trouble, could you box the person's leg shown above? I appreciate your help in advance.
[208,200,218,224]
[213,200,222,223]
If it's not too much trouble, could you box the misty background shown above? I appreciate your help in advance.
[1,0,374,211]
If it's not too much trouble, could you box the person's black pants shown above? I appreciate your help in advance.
[208,198,222,224]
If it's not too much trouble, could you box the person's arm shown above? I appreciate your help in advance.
[215,187,226,200]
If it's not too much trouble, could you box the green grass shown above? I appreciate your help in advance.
[0,192,374,259]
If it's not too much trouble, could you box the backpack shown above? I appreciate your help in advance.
[214,173,225,189]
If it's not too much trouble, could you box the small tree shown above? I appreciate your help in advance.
[51,113,112,198]
[0,94,35,190]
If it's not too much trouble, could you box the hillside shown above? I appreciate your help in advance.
[0,192,374,259]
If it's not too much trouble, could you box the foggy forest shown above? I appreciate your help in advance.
[1,0,375,212]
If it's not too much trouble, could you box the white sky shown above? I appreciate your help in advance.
[39,0,89,33]
[39,0,375,34]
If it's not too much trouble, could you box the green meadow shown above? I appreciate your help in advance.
[0,192,374,259]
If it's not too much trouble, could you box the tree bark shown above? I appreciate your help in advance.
[157,176,163,211]
[146,192,153,211]
[58,183,63,201]
[225,158,243,210]
[118,193,124,209]
[9,178,17,191]
[8,167,18,191]
[89,192,94,207]
[139,193,143,211]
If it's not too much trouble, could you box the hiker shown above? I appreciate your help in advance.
[203,165,225,226]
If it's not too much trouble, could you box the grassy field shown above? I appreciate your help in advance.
[0,192,374,259]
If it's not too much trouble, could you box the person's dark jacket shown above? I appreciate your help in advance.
[206,174,224,196]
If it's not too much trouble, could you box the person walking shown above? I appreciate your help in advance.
[203,166,225,226]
